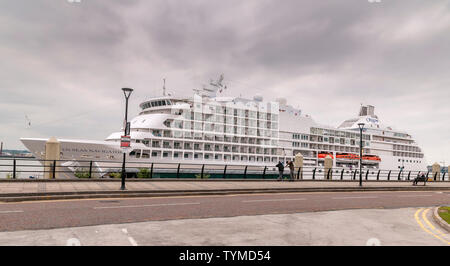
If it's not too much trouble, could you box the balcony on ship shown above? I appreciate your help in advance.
[152,141,160,148]
[162,141,172,149]
[174,142,182,149]
[184,143,193,150]
[194,143,202,151]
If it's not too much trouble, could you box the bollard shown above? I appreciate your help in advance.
[376,170,380,181]
[353,170,357,180]
[442,172,446,181]
[365,170,369,180]
[294,153,303,180]
[387,170,391,181]
[407,171,411,181]
[398,170,402,181]
[340,169,344,180]
[176,163,180,179]
[44,137,61,179]
[312,168,316,180]
[431,163,441,181]
[324,155,333,180]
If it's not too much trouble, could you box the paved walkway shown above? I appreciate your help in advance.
[0,207,448,246]
[0,180,448,195]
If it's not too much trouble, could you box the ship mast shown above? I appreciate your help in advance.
[163,78,166,96]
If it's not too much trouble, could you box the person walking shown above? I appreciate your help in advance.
[276,161,284,181]
[288,161,295,181]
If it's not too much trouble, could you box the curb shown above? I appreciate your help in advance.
[432,207,450,233]
[0,179,448,183]
[0,186,448,202]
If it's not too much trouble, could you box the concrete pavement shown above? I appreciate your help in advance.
[0,190,448,232]
[0,180,449,202]
[0,206,448,246]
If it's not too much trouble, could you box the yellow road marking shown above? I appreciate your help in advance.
[422,209,436,230]
[422,208,446,236]
[414,208,450,245]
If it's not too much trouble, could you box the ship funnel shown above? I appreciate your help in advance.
[359,105,375,116]
[276,98,287,106]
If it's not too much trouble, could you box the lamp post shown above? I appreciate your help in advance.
[358,123,365,187]
[401,160,404,180]
[120,88,133,190]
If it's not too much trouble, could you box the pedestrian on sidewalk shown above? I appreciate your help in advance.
[276,161,284,181]
[288,161,295,181]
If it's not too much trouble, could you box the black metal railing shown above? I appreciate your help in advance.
[0,157,448,182]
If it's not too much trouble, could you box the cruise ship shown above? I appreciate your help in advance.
[20,76,427,175]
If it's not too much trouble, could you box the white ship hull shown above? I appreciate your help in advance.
[20,77,428,174]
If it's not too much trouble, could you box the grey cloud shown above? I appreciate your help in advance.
[0,0,449,164]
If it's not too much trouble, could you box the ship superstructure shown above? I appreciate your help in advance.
[20,76,427,172]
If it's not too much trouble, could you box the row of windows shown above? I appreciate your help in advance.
[393,144,421,153]
[293,134,309,140]
[133,150,282,161]
[309,136,370,147]
[153,127,279,138]
[394,133,410,138]
[142,100,172,109]
[174,118,278,130]
[292,142,309,148]
[139,137,279,146]
[393,151,424,158]
[310,127,370,140]
[398,159,422,164]
[187,107,278,120]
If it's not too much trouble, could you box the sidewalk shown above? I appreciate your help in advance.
[0,180,449,202]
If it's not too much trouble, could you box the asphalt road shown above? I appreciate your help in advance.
[0,190,449,232]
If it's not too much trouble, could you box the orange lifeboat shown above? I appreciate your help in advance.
[362,155,381,161]
[336,153,359,160]
[318,152,334,159]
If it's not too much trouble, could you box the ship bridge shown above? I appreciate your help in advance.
[338,105,391,131]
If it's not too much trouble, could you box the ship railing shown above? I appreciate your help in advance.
[0,157,448,182]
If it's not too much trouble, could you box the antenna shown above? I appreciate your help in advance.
[163,78,166,96]
[25,115,31,127]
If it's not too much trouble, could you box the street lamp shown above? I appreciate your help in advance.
[401,160,404,180]
[358,123,365,187]
[120,87,133,190]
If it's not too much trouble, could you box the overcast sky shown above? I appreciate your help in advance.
[0,0,449,165]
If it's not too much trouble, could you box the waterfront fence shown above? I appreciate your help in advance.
[0,157,448,182]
